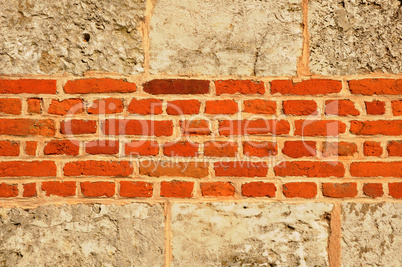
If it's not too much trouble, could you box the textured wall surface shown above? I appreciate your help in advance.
[0,203,165,266]
[0,0,146,75]
[171,202,332,266]
[0,0,401,266]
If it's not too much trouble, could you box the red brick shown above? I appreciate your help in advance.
[274,161,345,177]
[41,181,76,197]
[25,141,38,156]
[161,181,194,198]
[64,78,136,94]
[180,120,211,135]
[0,99,21,115]
[392,100,402,116]
[389,183,402,199]
[143,79,209,95]
[80,181,115,197]
[125,140,159,156]
[87,98,123,114]
[44,140,80,156]
[103,119,173,137]
[0,79,57,94]
[85,140,119,155]
[205,100,238,114]
[0,141,19,156]
[325,100,360,116]
[139,161,209,178]
[219,119,290,136]
[23,183,36,197]
[60,120,97,135]
[243,141,277,157]
[322,183,357,198]
[283,100,317,115]
[201,182,235,197]
[243,99,276,114]
[387,141,402,157]
[350,162,402,177]
[48,99,83,115]
[64,161,133,177]
[27,98,42,114]
[204,141,238,157]
[0,161,56,177]
[322,142,357,157]
[365,101,385,115]
[282,141,316,158]
[294,120,346,136]
[163,141,198,157]
[350,120,402,136]
[271,79,342,95]
[363,183,383,198]
[363,141,382,157]
[283,182,317,198]
[0,183,18,197]
[120,181,153,198]
[215,80,264,95]
[349,79,402,95]
[128,98,163,115]
[214,161,268,177]
[241,182,276,197]
[166,100,200,115]
[0,119,55,136]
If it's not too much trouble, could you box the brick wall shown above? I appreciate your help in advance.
[0,0,401,266]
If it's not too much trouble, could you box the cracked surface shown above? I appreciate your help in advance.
[342,203,402,266]
[0,203,165,266]
[149,0,303,76]
[0,0,146,75]
[309,0,402,75]
[171,202,332,266]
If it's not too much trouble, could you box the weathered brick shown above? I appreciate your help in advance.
[125,140,159,156]
[103,119,173,137]
[294,120,346,136]
[349,79,402,95]
[80,181,115,198]
[365,101,385,115]
[0,79,57,94]
[25,141,38,156]
[163,141,198,157]
[219,119,290,136]
[271,79,342,95]
[64,78,136,94]
[0,141,19,156]
[282,141,316,158]
[214,161,268,177]
[0,119,55,136]
[139,161,209,178]
[23,183,36,197]
[215,80,265,95]
[243,141,277,157]
[387,141,402,157]
[64,161,133,177]
[85,140,119,155]
[205,100,238,114]
[283,182,317,199]
[363,141,382,157]
[322,142,357,157]
[119,181,153,198]
[282,100,317,115]
[0,161,56,177]
[350,120,402,136]
[241,182,276,197]
[391,100,402,116]
[204,141,238,157]
[243,100,276,114]
[166,100,201,115]
[48,99,84,115]
[143,79,209,95]
[363,183,383,198]
[27,98,42,114]
[201,182,235,197]
[180,120,211,135]
[388,183,402,199]
[60,120,97,135]
[161,181,194,198]
[87,98,123,114]
[274,161,345,177]
[0,99,21,115]
[325,100,360,116]
[350,162,402,178]
[41,181,76,197]
[128,98,163,115]
[44,140,80,156]
[322,183,357,198]
[0,183,18,198]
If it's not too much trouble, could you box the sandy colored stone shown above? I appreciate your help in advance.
[309,0,402,75]
[150,0,303,76]
[0,203,164,266]
[342,202,402,267]
[171,202,333,266]
[0,0,145,75]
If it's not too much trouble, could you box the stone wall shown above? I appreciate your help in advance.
[0,0,401,266]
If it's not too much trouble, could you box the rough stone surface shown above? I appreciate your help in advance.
[171,202,332,266]
[309,0,402,75]
[0,203,164,266]
[0,0,145,75]
[342,202,402,266]
[150,0,303,76]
